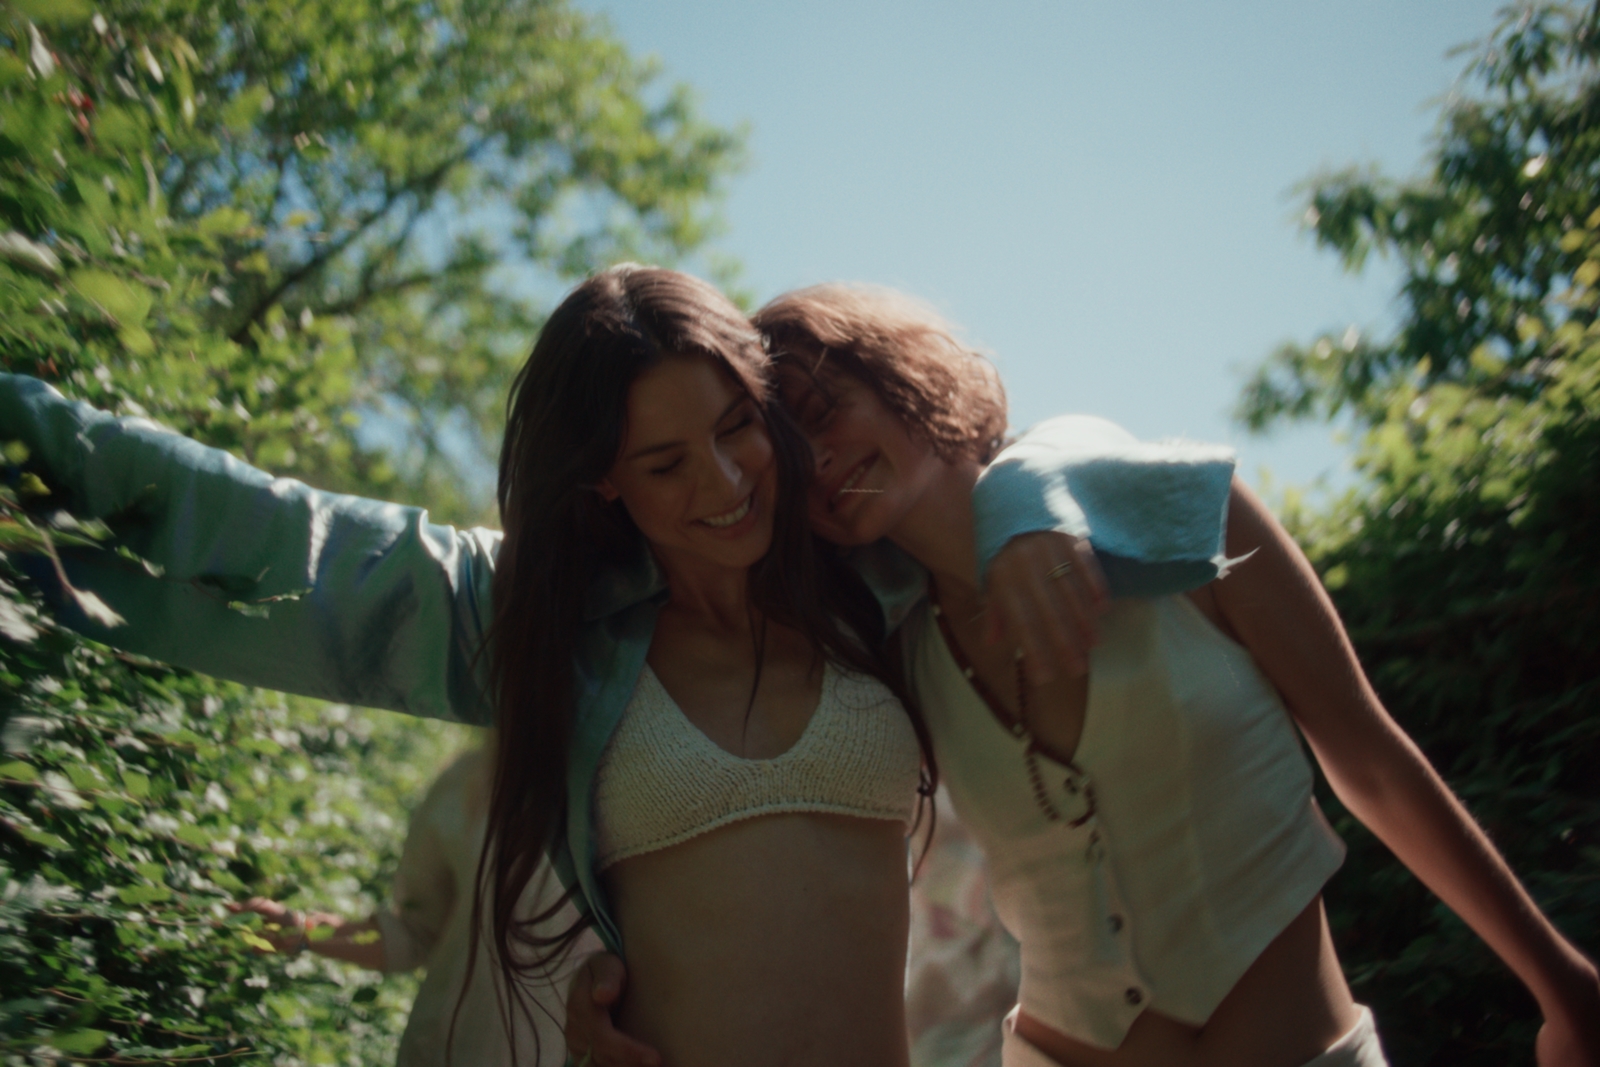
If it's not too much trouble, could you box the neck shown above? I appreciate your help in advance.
[886,457,983,600]
[652,546,755,632]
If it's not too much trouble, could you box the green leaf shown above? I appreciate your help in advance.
[12,824,69,850]
[67,585,126,628]
[118,324,157,357]
[72,270,154,325]
[17,472,50,497]
[197,206,253,238]
[0,760,40,783]
[47,1030,108,1055]
[117,883,172,905]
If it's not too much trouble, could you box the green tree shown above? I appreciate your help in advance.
[0,0,741,1061]
[1,0,740,523]
[1239,4,1600,1063]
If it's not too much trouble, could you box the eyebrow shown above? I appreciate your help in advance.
[621,394,749,461]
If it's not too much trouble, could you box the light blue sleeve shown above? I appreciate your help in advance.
[0,373,497,725]
[972,414,1236,598]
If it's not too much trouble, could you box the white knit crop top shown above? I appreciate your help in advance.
[592,661,924,870]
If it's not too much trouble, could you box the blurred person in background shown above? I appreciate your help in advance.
[234,741,595,1067]
[906,786,1021,1067]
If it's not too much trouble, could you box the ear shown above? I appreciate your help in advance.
[593,477,620,503]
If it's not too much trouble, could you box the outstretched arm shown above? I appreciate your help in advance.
[1,373,496,724]
[230,898,389,971]
[1205,478,1600,1067]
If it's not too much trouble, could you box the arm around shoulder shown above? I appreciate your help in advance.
[973,414,1235,597]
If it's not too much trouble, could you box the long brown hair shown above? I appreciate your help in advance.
[469,265,931,1062]
[753,283,1008,464]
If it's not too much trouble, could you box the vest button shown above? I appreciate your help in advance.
[1108,913,1124,933]
[1124,987,1143,1006]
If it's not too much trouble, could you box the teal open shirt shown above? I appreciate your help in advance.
[0,373,1236,953]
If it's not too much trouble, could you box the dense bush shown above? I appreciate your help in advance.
[1,557,467,1063]
[1242,4,1600,1063]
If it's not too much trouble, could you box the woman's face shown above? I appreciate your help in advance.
[777,366,944,547]
[598,353,778,574]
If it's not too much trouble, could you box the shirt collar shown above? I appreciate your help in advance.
[582,542,668,622]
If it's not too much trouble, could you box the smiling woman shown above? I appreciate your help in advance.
[596,356,777,570]
[478,265,940,1067]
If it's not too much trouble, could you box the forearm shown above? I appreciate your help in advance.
[1213,478,1597,1021]
[304,916,389,971]
[1316,723,1596,1013]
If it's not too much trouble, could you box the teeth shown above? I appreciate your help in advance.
[702,495,752,528]
[833,460,871,505]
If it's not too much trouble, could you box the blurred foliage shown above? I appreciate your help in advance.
[0,574,466,1064]
[1243,4,1600,1063]
[0,0,738,1062]
[0,0,741,524]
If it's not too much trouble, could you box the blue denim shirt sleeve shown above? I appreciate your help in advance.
[0,372,497,725]
[973,415,1237,598]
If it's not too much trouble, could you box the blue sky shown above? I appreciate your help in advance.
[571,0,1509,494]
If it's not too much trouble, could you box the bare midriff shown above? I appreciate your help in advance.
[1013,896,1360,1067]
[604,812,912,1067]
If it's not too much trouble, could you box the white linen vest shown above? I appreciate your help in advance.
[907,595,1345,1050]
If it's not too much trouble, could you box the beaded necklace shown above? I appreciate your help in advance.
[927,585,1096,828]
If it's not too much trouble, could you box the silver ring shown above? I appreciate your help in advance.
[1048,560,1074,580]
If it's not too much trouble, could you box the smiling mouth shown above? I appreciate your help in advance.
[830,456,878,511]
[701,494,753,528]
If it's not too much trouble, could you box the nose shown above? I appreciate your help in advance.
[809,435,833,477]
[710,439,742,490]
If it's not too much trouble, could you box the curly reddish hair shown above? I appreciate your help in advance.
[752,284,1008,464]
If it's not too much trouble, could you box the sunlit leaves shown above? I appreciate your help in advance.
[0,0,740,523]
[0,0,716,1060]
[1241,5,1600,1062]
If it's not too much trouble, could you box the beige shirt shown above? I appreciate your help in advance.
[375,746,601,1067]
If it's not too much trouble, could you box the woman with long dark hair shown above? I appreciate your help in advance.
[472,265,935,1066]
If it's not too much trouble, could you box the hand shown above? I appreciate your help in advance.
[228,897,307,954]
[565,952,661,1067]
[982,531,1108,685]
[1536,966,1600,1067]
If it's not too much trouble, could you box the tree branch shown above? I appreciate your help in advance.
[227,140,487,343]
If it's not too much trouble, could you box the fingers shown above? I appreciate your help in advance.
[230,896,287,919]
[565,953,661,1067]
[984,532,1107,685]
[586,951,627,1006]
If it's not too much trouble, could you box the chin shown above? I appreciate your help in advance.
[811,512,882,548]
